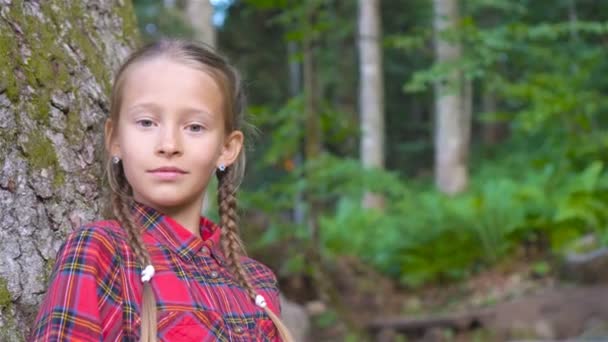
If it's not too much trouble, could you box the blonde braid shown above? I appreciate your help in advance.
[216,167,295,342]
[109,162,157,341]
[216,167,253,294]
[110,164,152,268]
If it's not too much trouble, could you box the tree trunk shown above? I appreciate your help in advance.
[358,0,385,208]
[287,41,305,226]
[0,1,138,340]
[433,0,469,194]
[186,0,216,47]
[303,13,321,249]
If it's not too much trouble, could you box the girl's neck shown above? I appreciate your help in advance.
[164,206,202,237]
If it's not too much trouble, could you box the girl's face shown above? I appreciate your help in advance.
[106,57,243,212]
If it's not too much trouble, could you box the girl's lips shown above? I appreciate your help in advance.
[149,167,187,173]
[148,167,188,180]
[148,170,186,181]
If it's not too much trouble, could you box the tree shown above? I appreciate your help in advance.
[358,0,385,208]
[432,0,469,194]
[185,0,216,47]
[0,1,138,339]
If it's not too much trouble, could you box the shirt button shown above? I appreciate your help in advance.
[201,246,209,255]
[210,271,219,278]
[233,326,244,334]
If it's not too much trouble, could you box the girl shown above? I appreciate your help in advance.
[31,39,294,342]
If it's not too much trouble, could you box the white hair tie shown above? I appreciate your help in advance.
[255,294,267,309]
[141,265,155,283]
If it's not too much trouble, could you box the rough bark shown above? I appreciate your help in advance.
[433,0,469,194]
[0,0,138,340]
[358,0,385,208]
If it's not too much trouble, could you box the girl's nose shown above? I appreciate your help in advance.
[156,127,183,157]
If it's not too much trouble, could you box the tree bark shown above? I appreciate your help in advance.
[0,1,138,340]
[186,0,216,47]
[433,0,469,194]
[358,0,385,208]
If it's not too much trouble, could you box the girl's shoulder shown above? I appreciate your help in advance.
[240,256,282,314]
[61,220,130,255]
[70,219,126,237]
[240,256,279,291]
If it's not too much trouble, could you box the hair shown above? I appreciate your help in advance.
[104,39,294,342]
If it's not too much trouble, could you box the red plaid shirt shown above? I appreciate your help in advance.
[32,203,281,341]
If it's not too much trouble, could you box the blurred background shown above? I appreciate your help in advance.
[130,0,608,341]
[2,0,608,341]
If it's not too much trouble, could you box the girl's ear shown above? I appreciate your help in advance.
[104,119,120,157]
[218,130,244,168]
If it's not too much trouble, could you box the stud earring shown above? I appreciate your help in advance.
[218,164,226,172]
[112,156,121,164]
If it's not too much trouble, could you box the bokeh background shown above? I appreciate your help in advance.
[1,0,608,341]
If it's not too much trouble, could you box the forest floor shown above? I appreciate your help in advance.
[293,254,608,341]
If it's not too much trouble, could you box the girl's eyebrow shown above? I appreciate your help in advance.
[181,107,215,119]
[124,103,215,119]
[125,102,161,115]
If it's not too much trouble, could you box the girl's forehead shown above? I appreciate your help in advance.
[118,57,225,115]
[123,57,220,93]
[124,57,214,83]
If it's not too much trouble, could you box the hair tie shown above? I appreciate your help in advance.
[255,294,267,309]
[141,264,155,283]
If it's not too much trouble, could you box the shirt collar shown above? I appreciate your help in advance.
[132,202,226,265]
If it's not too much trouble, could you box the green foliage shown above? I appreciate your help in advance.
[304,153,608,287]
[241,117,608,286]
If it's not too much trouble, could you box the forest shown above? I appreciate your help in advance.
[1,0,608,341]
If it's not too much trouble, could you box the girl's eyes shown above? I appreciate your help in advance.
[134,119,205,132]
[136,119,155,128]
[187,124,205,132]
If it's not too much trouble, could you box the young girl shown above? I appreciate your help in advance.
[31,39,293,342]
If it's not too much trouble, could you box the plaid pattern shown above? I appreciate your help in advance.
[31,202,281,341]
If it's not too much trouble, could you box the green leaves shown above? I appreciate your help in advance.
[299,153,608,288]
[224,0,608,291]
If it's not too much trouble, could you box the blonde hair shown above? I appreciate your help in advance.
[105,39,294,342]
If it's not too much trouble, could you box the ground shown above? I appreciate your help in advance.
[287,253,608,341]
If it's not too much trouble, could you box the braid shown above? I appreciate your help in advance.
[110,164,152,268]
[216,167,295,342]
[216,167,256,297]
[109,161,157,341]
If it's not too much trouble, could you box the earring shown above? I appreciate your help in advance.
[112,156,121,164]
[218,164,226,172]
